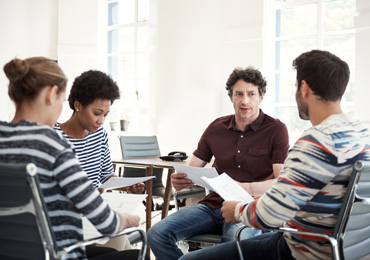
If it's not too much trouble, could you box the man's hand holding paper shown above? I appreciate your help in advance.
[172,164,219,191]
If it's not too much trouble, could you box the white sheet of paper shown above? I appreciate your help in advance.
[172,163,219,191]
[99,176,155,190]
[83,193,147,241]
[101,192,148,212]
[201,173,254,202]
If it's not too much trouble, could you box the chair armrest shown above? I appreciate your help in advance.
[235,225,338,260]
[235,225,250,260]
[173,190,180,211]
[58,227,147,260]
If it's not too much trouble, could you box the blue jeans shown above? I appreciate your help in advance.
[179,232,294,260]
[147,204,262,260]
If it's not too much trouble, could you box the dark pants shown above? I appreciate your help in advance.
[86,246,150,260]
[179,232,295,260]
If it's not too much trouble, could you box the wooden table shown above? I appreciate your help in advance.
[112,157,186,232]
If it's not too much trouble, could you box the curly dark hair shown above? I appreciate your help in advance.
[293,50,350,101]
[68,70,120,110]
[225,67,267,97]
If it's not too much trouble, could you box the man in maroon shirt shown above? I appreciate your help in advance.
[147,67,289,260]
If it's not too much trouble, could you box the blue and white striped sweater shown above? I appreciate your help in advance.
[0,120,120,260]
[54,123,114,188]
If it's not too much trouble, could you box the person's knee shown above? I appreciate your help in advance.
[147,221,170,245]
[147,224,158,245]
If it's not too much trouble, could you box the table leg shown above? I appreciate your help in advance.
[162,168,174,219]
[145,165,153,255]
[145,165,153,231]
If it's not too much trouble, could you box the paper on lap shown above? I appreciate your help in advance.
[83,193,147,241]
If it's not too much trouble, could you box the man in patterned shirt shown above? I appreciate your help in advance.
[179,50,370,260]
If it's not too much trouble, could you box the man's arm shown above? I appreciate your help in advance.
[237,163,284,197]
[171,155,208,191]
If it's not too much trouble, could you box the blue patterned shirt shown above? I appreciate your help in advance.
[236,114,370,259]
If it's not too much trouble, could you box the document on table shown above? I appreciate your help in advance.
[201,173,254,202]
[99,176,156,190]
[83,193,147,241]
[172,163,219,191]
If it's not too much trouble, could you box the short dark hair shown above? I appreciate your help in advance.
[68,70,120,110]
[293,50,350,101]
[226,67,267,97]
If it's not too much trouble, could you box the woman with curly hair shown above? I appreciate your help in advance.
[54,70,145,252]
[54,70,144,193]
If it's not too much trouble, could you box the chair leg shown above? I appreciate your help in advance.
[188,242,202,252]
[142,200,175,211]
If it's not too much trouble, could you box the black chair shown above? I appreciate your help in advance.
[0,162,147,260]
[118,135,206,211]
[235,160,370,260]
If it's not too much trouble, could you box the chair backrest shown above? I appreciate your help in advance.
[342,160,370,260]
[0,163,57,260]
[119,135,164,191]
[119,135,161,158]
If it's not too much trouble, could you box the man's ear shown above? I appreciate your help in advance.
[259,93,265,103]
[300,80,311,97]
[45,85,59,106]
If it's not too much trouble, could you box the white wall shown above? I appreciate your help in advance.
[57,0,107,123]
[156,0,265,155]
[355,0,370,130]
[0,0,58,121]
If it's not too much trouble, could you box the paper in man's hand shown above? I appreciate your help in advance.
[172,163,219,191]
[201,173,254,202]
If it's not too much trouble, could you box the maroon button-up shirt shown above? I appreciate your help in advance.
[194,110,289,208]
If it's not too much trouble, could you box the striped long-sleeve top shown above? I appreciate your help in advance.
[0,120,121,260]
[235,113,370,259]
[54,123,114,188]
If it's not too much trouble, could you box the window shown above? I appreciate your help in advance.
[107,0,156,132]
[266,0,356,144]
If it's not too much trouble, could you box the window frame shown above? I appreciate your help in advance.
[265,0,356,144]
[106,0,156,132]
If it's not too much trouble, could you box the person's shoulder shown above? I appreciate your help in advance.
[43,125,71,147]
[89,126,109,143]
[92,126,107,137]
[21,121,71,148]
[53,122,61,130]
[209,115,233,125]
[262,113,287,130]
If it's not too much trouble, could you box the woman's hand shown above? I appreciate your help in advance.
[112,183,145,194]
[126,183,145,194]
[118,212,140,230]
